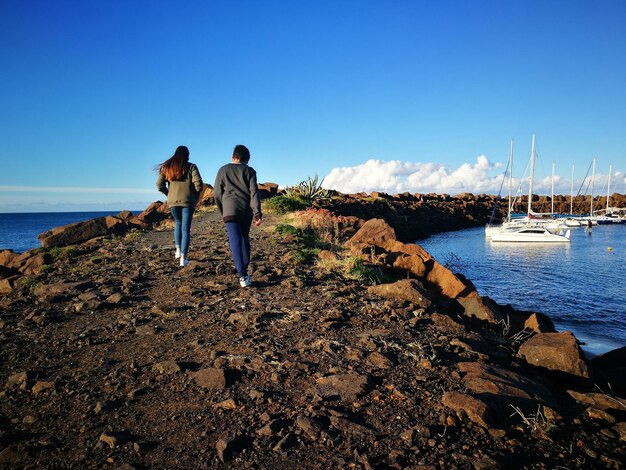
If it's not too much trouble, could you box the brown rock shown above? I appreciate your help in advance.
[314,373,373,402]
[518,332,590,379]
[0,275,21,294]
[591,346,626,396]
[216,435,248,463]
[0,250,19,267]
[346,219,397,249]
[296,415,327,439]
[38,217,109,248]
[137,201,171,225]
[154,361,182,375]
[104,216,129,236]
[425,260,472,299]
[458,362,555,403]
[194,368,230,389]
[366,351,395,369]
[566,390,626,413]
[99,431,133,449]
[197,184,215,206]
[390,253,429,278]
[613,422,626,442]
[523,313,555,333]
[33,281,92,298]
[456,292,502,323]
[329,415,375,435]
[584,407,617,423]
[442,391,496,428]
[367,279,432,309]
[31,380,55,395]
[18,252,52,276]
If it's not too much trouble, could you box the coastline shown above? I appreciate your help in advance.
[0,192,625,468]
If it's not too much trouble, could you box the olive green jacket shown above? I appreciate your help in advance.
[156,163,203,207]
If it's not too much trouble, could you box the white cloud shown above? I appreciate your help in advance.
[323,156,505,195]
[322,157,624,196]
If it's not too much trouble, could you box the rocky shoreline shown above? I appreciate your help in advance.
[1,191,625,469]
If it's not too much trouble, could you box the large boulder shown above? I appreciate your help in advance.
[197,184,214,206]
[367,279,432,309]
[518,332,590,379]
[18,252,52,276]
[0,250,19,267]
[346,218,397,250]
[258,182,279,199]
[104,216,129,236]
[425,260,473,299]
[137,201,171,225]
[591,346,626,397]
[38,218,109,248]
[455,292,502,324]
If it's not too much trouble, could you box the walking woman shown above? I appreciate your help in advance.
[214,144,262,287]
[156,145,203,267]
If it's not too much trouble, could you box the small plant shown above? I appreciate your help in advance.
[510,404,555,434]
[19,276,41,293]
[274,224,299,237]
[284,175,331,203]
[442,251,464,273]
[292,247,321,265]
[264,195,309,214]
[40,264,55,274]
[47,246,76,261]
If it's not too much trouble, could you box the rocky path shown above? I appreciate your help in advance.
[1,210,624,469]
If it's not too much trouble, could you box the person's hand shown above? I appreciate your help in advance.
[254,217,262,227]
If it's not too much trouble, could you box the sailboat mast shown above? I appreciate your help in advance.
[508,139,513,221]
[607,164,612,211]
[590,157,596,216]
[528,134,536,217]
[570,165,574,214]
[551,162,555,215]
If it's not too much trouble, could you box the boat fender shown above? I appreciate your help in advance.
[565,229,571,239]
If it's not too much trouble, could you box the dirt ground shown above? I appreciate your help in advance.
[1,210,624,469]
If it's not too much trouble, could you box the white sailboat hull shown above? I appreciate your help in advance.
[490,226,571,243]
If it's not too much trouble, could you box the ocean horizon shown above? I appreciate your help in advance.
[0,210,140,253]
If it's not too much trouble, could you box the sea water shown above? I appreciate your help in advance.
[0,211,133,253]
[418,225,626,356]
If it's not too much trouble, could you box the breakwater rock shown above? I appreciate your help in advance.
[0,209,624,469]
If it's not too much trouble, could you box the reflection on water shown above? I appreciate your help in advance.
[419,225,626,355]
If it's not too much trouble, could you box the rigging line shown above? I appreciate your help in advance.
[488,157,511,224]
[575,160,593,197]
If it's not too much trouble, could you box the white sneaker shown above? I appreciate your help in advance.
[239,275,251,288]
[175,247,181,259]
[180,257,188,267]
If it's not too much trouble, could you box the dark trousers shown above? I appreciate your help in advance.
[226,218,252,277]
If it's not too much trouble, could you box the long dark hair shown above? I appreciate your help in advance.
[157,146,190,181]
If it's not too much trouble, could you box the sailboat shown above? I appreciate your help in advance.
[490,135,571,243]
[597,165,625,224]
[564,165,582,227]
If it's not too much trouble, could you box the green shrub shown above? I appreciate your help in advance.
[19,276,41,293]
[47,246,76,261]
[274,224,299,237]
[264,195,309,214]
[292,247,321,265]
[285,175,331,203]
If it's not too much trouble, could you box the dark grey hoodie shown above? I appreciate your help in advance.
[213,163,262,222]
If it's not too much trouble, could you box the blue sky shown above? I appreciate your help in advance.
[1,0,625,212]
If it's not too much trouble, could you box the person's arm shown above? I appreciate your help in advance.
[190,164,203,193]
[213,168,224,215]
[156,172,168,195]
[248,168,262,223]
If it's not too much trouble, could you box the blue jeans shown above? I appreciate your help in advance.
[226,218,252,277]
[170,206,194,257]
